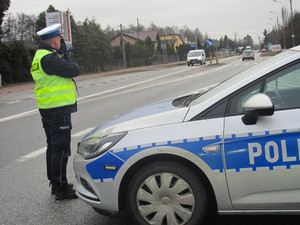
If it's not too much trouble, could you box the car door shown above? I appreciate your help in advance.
[223,61,300,210]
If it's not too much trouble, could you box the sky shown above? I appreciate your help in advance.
[6,0,300,44]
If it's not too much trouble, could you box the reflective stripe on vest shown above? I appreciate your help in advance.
[31,49,76,109]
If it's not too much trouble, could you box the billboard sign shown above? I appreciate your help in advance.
[46,11,72,42]
[268,44,282,52]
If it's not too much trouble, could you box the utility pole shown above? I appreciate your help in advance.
[195,29,197,49]
[137,18,140,39]
[273,0,286,49]
[289,0,295,46]
[234,33,237,50]
[120,24,127,68]
[281,4,286,49]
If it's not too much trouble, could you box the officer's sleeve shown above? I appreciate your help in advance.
[41,53,80,78]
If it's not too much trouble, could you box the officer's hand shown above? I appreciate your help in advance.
[63,52,73,61]
[59,38,68,55]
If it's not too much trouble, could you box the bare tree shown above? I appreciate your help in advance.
[2,12,36,44]
[25,14,36,42]
[2,12,16,41]
[16,13,26,41]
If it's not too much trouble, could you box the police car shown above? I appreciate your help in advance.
[74,46,300,225]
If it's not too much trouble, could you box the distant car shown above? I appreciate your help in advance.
[242,49,255,60]
[187,49,206,66]
[236,46,245,55]
[74,46,300,225]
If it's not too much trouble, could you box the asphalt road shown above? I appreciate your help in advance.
[1,55,299,224]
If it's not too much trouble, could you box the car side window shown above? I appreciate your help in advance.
[191,98,228,120]
[192,60,300,120]
[227,61,300,115]
[264,62,300,110]
[227,82,262,115]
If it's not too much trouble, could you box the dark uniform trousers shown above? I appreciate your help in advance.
[40,110,72,190]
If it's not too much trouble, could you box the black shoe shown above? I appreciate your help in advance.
[51,183,74,194]
[55,184,78,200]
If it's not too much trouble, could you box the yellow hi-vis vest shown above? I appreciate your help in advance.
[31,49,76,109]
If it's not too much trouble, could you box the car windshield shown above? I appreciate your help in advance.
[244,50,252,54]
[189,51,201,57]
[190,49,299,106]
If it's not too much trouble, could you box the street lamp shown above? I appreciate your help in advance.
[270,11,280,30]
[273,0,286,48]
[273,0,284,24]
[270,16,279,43]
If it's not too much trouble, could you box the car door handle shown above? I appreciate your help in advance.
[202,144,220,152]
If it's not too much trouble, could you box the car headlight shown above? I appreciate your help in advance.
[77,132,127,159]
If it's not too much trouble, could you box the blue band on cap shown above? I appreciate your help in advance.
[40,30,61,40]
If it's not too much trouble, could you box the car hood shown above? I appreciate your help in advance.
[89,98,189,138]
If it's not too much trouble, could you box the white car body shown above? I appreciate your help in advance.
[74,46,300,225]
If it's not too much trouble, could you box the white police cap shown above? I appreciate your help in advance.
[37,23,61,40]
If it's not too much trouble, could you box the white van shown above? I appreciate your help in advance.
[187,49,206,66]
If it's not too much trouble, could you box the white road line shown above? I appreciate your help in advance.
[72,128,94,138]
[16,147,46,163]
[16,128,94,163]
[0,109,38,123]
[1,61,239,123]
[76,67,197,102]
[0,69,195,123]
[77,62,239,103]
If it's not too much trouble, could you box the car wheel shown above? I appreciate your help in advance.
[126,161,208,225]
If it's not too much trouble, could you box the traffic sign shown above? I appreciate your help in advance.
[161,43,167,49]
[206,39,214,47]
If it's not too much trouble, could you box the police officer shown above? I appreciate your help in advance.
[31,23,80,200]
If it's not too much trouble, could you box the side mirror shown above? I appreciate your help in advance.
[242,93,274,125]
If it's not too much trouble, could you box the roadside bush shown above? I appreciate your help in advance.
[0,41,34,85]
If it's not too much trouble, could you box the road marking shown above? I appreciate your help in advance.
[0,109,38,123]
[16,147,46,163]
[76,62,239,103]
[1,59,240,123]
[0,68,195,123]
[76,67,198,102]
[16,128,94,163]
[72,128,94,138]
